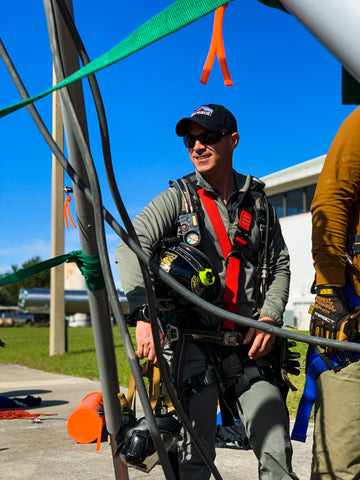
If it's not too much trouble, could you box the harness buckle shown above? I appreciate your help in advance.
[223,331,239,346]
[167,325,179,342]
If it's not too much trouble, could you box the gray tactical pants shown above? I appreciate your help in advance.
[174,342,298,480]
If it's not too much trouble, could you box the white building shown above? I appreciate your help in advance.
[261,155,326,330]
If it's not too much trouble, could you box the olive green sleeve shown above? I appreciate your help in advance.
[115,186,180,313]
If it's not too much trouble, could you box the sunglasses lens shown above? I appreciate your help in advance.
[183,135,195,149]
[203,132,218,144]
[183,131,227,149]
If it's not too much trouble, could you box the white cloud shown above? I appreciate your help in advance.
[0,239,51,274]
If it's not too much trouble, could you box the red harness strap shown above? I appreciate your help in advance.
[197,188,252,329]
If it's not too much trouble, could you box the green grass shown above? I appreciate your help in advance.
[0,325,311,420]
[0,324,134,387]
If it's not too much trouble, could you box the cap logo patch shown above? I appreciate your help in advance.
[191,106,213,117]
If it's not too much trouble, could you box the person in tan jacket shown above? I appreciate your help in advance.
[311,105,360,479]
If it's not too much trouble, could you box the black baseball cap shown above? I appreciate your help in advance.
[176,104,237,136]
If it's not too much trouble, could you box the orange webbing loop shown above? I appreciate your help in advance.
[64,194,77,229]
[200,4,233,87]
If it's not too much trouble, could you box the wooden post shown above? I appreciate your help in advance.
[49,69,65,356]
[45,1,128,477]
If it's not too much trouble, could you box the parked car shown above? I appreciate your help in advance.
[0,306,35,326]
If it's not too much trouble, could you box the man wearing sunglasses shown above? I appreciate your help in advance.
[116,104,297,480]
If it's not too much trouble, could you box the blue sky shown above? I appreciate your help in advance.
[0,1,355,289]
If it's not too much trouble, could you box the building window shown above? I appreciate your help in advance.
[286,189,304,215]
[268,184,316,218]
[268,193,284,218]
[305,184,316,211]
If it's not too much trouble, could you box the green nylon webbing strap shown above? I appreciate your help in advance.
[0,250,105,292]
[0,0,232,119]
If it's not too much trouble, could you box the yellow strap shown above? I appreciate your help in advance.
[118,393,130,413]
[118,373,136,416]
[147,363,161,411]
[143,361,175,414]
[119,360,175,416]
[127,373,136,408]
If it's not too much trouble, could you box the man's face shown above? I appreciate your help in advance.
[186,122,238,178]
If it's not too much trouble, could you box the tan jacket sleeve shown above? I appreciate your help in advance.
[311,106,360,293]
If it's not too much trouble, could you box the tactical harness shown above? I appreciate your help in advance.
[174,172,271,311]
[163,174,299,413]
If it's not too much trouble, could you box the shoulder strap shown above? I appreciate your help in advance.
[247,177,271,306]
[170,174,202,246]
[180,172,202,213]
[172,177,194,214]
[197,187,248,330]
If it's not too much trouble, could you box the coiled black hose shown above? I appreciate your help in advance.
[2,8,360,479]
[50,1,224,479]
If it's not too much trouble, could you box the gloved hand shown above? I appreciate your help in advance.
[310,285,360,351]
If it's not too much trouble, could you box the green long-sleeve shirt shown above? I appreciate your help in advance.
[115,170,290,327]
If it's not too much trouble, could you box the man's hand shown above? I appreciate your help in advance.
[135,321,164,364]
[310,285,360,351]
[243,317,277,360]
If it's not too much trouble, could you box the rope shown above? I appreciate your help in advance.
[0,410,58,420]
[0,250,104,291]
[0,0,232,119]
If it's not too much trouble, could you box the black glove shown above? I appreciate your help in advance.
[310,285,360,351]
[283,340,301,377]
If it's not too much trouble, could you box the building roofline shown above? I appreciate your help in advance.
[261,154,326,195]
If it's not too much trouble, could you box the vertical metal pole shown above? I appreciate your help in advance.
[280,0,360,83]
[50,69,66,356]
[45,3,127,478]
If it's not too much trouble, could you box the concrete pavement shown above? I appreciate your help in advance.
[0,362,313,479]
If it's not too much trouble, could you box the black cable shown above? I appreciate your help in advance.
[3,25,360,480]
[51,2,225,478]
[1,37,359,352]
[43,1,176,478]
[2,35,360,358]
[1,37,222,475]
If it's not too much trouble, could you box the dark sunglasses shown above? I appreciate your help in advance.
[183,130,230,149]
